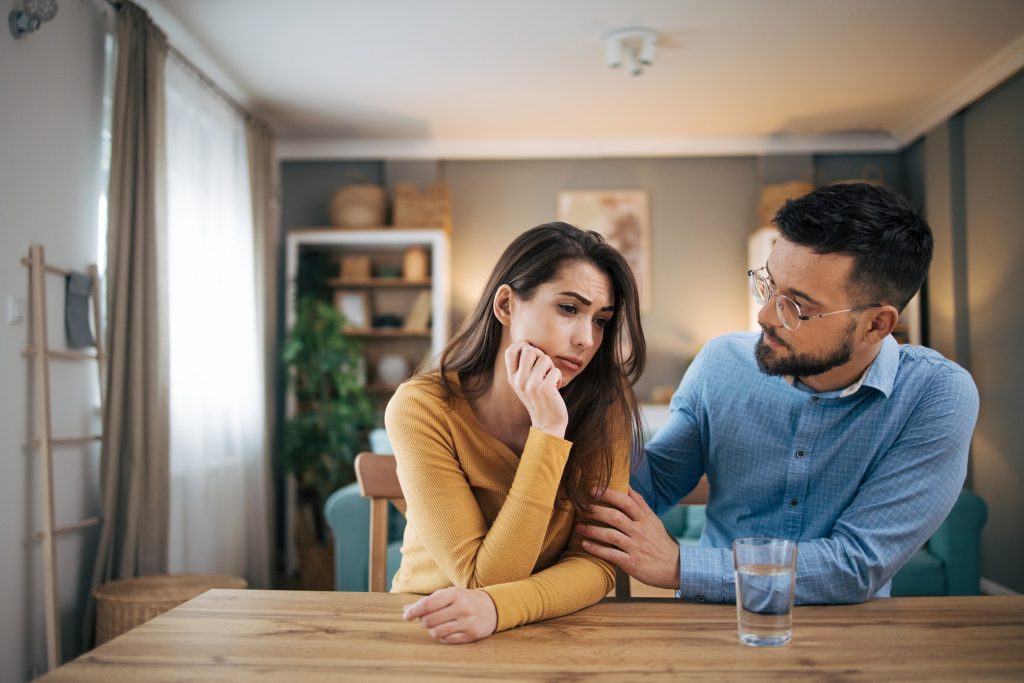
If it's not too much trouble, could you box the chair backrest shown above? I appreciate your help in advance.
[614,475,709,598]
[354,452,407,592]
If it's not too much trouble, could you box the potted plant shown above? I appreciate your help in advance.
[281,296,375,588]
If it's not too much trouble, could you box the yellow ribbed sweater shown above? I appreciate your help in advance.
[384,374,629,632]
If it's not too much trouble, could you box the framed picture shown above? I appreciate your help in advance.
[334,290,371,330]
[557,190,651,311]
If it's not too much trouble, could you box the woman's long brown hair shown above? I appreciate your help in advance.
[424,222,646,510]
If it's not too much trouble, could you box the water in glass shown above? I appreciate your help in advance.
[735,562,795,646]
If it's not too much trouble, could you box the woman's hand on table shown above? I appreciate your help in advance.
[403,587,498,644]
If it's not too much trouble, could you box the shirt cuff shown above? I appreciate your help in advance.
[678,544,735,603]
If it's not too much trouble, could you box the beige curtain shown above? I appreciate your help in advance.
[86,0,170,642]
[246,117,277,587]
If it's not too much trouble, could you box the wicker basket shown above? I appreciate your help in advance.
[329,184,387,228]
[93,573,247,644]
[393,182,452,231]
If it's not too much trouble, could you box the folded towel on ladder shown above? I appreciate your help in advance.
[65,271,95,348]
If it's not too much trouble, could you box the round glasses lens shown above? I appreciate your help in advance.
[776,296,802,330]
[750,273,770,304]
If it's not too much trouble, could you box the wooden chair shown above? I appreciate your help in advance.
[354,452,407,592]
[614,476,709,598]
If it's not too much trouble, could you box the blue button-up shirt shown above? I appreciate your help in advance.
[632,332,978,604]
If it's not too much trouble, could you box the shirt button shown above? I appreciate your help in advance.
[694,594,706,602]
[811,396,820,402]
[796,449,806,459]
[790,498,799,507]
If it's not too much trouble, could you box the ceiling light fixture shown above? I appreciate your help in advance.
[604,27,658,76]
[9,0,58,39]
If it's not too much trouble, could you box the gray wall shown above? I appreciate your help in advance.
[961,70,1024,593]
[0,3,111,679]
[280,160,385,228]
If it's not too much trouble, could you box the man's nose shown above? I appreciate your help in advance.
[756,298,779,329]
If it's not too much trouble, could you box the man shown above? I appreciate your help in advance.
[578,183,979,604]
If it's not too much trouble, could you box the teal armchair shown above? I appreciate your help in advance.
[324,429,405,591]
[889,490,988,596]
[324,481,405,591]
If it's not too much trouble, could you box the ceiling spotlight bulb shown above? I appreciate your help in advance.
[624,45,641,77]
[603,27,658,76]
[605,35,622,68]
[639,34,658,66]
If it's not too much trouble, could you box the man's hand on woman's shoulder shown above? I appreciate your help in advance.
[577,487,681,590]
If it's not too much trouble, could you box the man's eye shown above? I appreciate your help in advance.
[559,303,578,315]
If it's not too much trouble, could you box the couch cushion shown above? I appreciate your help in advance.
[890,550,945,596]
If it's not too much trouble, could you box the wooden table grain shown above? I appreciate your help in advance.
[42,590,1024,682]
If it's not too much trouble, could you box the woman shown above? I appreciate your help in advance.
[386,222,646,643]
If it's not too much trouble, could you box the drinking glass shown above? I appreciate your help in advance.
[733,538,797,646]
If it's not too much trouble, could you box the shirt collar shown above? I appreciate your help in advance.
[782,335,899,399]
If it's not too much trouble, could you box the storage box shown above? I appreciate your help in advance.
[392,183,451,231]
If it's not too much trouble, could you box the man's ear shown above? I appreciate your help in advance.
[493,284,514,327]
[863,305,900,343]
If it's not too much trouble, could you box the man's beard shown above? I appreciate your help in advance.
[754,321,857,378]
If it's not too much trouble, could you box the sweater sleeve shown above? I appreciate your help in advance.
[385,381,572,589]
[482,416,632,632]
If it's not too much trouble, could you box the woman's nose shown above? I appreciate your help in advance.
[574,320,594,349]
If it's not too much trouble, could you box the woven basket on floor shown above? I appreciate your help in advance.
[94,573,247,645]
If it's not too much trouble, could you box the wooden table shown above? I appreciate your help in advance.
[43,590,1024,681]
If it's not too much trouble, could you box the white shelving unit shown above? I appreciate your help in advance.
[282,227,449,576]
[285,228,451,375]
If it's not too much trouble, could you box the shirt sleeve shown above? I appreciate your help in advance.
[631,345,708,514]
[385,382,572,590]
[677,363,979,604]
[482,421,632,631]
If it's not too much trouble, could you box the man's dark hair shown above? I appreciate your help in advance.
[774,183,933,311]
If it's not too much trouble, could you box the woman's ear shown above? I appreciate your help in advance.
[493,284,514,327]
[863,305,900,343]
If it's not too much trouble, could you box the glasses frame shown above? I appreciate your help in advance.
[747,267,882,331]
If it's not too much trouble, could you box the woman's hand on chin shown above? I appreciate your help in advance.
[402,587,498,644]
[505,340,568,439]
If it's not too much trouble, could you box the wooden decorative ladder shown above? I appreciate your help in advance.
[22,244,106,671]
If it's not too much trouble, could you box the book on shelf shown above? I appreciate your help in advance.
[403,290,432,331]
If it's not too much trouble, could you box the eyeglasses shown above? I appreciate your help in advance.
[747,267,881,331]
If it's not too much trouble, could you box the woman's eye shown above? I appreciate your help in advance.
[594,317,610,329]
[559,303,578,315]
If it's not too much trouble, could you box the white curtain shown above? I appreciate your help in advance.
[164,55,270,587]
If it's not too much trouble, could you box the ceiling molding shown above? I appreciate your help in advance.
[893,32,1024,146]
[277,133,902,161]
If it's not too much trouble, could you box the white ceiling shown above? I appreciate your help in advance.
[145,0,1024,159]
